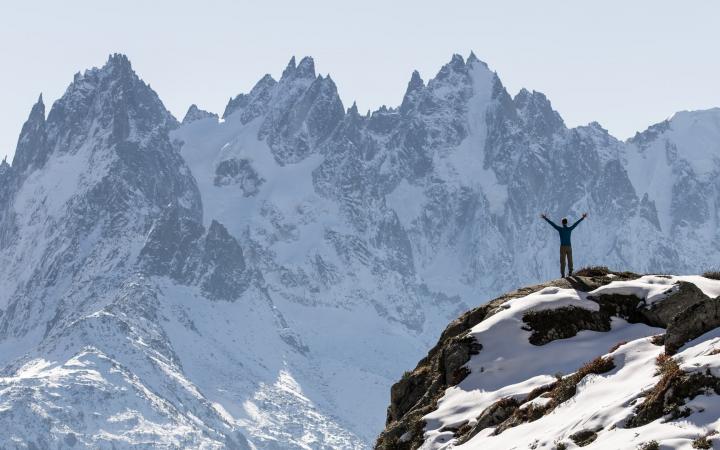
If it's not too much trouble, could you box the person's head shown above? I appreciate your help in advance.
[561,217,568,226]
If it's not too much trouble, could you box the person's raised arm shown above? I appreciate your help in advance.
[540,213,560,230]
[570,212,588,230]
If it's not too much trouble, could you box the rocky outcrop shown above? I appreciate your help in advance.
[213,158,265,195]
[589,280,719,354]
[569,429,598,446]
[665,297,720,354]
[454,398,519,445]
[139,203,251,301]
[590,281,708,327]
[376,295,509,450]
[377,269,720,450]
[626,355,720,427]
[376,269,633,450]
[522,306,611,345]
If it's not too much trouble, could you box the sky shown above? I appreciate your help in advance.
[1,0,719,162]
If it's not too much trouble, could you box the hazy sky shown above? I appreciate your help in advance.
[1,0,719,162]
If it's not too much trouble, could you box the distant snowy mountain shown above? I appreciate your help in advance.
[377,269,720,449]
[0,52,719,448]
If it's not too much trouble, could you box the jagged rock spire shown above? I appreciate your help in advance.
[11,93,48,173]
[281,56,315,81]
[400,70,425,114]
[347,101,359,116]
[407,70,424,92]
[281,56,297,80]
[449,53,465,68]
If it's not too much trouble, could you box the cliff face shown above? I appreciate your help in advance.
[377,268,720,450]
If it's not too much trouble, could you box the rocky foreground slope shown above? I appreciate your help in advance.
[377,268,720,450]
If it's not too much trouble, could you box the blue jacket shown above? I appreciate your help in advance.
[543,216,584,246]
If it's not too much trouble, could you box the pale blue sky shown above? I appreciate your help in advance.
[2,0,719,162]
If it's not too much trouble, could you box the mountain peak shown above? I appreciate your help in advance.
[11,93,48,172]
[400,70,425,113]
[408,70,424,91]
[280,56,315,80]
[42,53,179,151]
[296,56,316,78]
[450,53,465,65]
[282,56,297,79]
[513,88,565,134]
[30,93,46,119]
[182,104,219,125]
[104,53,133,75]
[432,53,472,83]
[587,120,608,132]
[222,73,278,120]
[466,51,489,70]
[347,101,359,116]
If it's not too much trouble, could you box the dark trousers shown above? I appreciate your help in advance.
[560,245,573,276]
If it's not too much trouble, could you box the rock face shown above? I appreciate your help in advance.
[182,104,218,124]
[213,158,265,195]
[139,204,250,301]
[665,296,720,354]
[377,270,720,450]
[3,51,720,449]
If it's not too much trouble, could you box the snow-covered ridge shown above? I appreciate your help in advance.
[378,271,720,449]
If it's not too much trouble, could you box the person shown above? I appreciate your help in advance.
[540,212,588,278]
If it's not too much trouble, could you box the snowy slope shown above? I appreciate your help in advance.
[379,273,720,450]
[1,51,720,449]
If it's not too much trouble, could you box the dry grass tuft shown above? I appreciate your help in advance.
[702,270,720,280]
[655,353,680,377]
[574,266,610,277]
[609,341,628,353]
[692,434,713,449]
[578,356,617,378]
[495,356,615,435]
